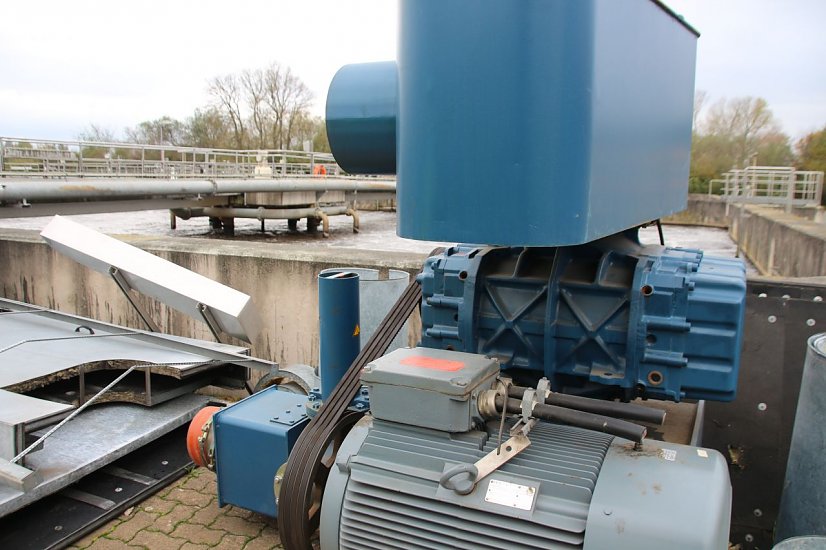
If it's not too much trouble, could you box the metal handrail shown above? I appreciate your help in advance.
[0,137,393,181]
[718,166,824,209]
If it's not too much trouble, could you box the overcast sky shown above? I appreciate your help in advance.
[0,0,823,142]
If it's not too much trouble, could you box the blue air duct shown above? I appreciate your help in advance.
[318,269,360,400]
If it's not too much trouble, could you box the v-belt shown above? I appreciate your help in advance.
[279,263,434,550]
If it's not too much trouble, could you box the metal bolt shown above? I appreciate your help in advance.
[815,296,823,302]
[161,460,168,466]
[768,315,777,324]
[807,319,816,327]
[603,508,613,516]
[745,534,754,543]
[757,403,767,411]
[115,487,122,493]
[782,294,791,300]
[754,508,763,517]
[758,293,767,298]
[355,403,366,410]
[54,525,63,532]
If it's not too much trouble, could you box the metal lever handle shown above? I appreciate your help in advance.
[439,463,478,495]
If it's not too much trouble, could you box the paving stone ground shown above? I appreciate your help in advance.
[69,468,283,550]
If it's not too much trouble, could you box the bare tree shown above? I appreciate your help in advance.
[208,74,246,149]
[704,97,778,166]
[691,95,793,186]
[240,68,270,148]
[264,63,313,149]
[187,107,232,148]
[125,116,186,146]
[77,124,117,143]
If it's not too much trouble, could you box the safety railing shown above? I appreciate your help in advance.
[716,166,823,208]
[0,137,390,180]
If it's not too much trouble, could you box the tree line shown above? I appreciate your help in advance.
[52,81,826,184]
[78,62,330,153]
[690,92,826,193]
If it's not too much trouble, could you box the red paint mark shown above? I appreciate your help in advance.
[400,356,465,372]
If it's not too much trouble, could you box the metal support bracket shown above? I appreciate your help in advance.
[109,266,159,332]
[346,207,360,234]
[439,434,532,496]
[197,302,224,344]
[441,375,546,496]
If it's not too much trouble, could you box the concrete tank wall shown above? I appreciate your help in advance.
[664,195,729,227]
[667,196,826,278]
[0,228,426,368]
[729,204,826,278]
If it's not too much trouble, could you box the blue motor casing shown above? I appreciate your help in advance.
[213,387,309,517]
[417,232,746,402]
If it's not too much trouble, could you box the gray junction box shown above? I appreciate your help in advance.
[360,347,499,432]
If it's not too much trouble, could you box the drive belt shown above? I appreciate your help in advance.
[278,266,430,550]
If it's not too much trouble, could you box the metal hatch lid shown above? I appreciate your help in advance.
[361,347,499,397]
[40,216,261,342]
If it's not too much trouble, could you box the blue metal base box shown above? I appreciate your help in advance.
[213,387,309,518]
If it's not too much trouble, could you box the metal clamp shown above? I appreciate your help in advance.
[536,377,551,399]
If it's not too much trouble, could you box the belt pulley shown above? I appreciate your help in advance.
[278,270,429,550]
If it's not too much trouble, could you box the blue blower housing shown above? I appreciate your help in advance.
[418,231,746,402]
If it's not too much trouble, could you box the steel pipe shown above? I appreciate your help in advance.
[0,177,395,202]
[318,270,361,400]
[172,206,350,221]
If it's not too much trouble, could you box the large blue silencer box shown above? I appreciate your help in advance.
[396,0,698,246]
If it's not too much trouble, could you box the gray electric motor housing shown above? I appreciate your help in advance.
[321,348,732,549]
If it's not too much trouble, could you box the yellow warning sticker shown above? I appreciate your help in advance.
[353,325,360,337]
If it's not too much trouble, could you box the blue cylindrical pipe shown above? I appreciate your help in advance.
[318,270,360,400]
[325,61,397,175]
